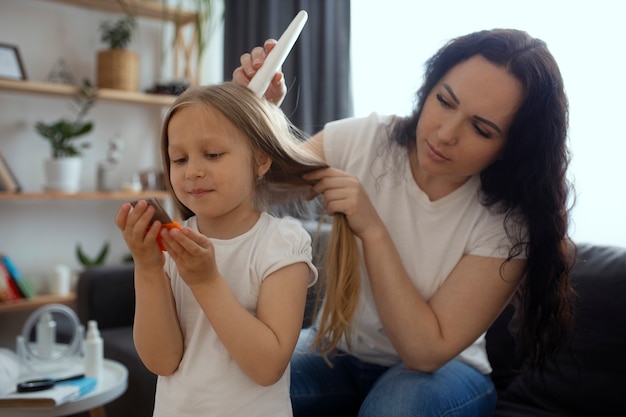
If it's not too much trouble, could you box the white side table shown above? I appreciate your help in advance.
[1,358,128,417]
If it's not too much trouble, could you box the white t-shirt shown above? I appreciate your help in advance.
[323,113,517,374]
[153,212,317,417]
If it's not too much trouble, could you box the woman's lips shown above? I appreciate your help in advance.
[426,141,451,162]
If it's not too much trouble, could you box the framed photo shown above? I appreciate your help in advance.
[0,43,27,80]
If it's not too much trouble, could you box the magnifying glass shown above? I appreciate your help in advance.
[17,374,85,393]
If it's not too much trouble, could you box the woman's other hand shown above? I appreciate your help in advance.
[232,39,287,106]
[304,167,385,240]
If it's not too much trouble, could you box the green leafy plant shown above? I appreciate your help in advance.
[76,241,110,267]
[99,15,137,49]
[34,79,97,158]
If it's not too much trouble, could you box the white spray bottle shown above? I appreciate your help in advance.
[84,320,103,380]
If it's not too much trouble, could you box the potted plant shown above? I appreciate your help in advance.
[96,15,138,91]
[35,79,97,193]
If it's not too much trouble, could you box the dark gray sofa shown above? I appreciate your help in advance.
[76,240,626,417]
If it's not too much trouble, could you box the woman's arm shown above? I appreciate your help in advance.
[304,168,525,372]
[361,224,524,372]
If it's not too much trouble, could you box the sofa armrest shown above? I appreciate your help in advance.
[76,264,135,330]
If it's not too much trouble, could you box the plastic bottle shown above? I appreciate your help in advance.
[36,311,56,358]
[84,320,103,379]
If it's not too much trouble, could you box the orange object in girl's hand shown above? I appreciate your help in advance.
[129,198,181,251]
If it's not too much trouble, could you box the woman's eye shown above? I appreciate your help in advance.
[436,94,453,108]
[473,123,491,139]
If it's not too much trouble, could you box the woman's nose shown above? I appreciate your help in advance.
[436,116,461,146]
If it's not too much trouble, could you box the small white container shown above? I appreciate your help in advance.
[36,311,56,358]
[84,320,103,380]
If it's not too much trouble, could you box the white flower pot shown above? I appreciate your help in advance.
[44,157,82,193]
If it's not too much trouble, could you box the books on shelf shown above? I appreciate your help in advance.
[0,253,35,302]
[0,151,21,193]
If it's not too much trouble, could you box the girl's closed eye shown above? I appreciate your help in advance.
[171,156,187,164]
[205,152,224,160]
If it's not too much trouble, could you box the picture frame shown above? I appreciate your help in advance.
[0,43,27,80]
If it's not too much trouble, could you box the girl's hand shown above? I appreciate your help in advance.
[159,227,220,288]
[232,39,287,106]
[115,200,164,270]
[303,167,384,239]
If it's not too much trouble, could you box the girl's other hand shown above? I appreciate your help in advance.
[232,39,287,106]
[159,227,220,288]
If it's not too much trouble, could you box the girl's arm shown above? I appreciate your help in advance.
[132,264,183,376]
[160,227,309,386]
[115,201,184,375]
[304,167,525,372]
[192,263,309,386]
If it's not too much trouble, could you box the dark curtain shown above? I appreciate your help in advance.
[223,0,353,135]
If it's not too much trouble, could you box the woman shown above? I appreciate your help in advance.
[234,28,576,417]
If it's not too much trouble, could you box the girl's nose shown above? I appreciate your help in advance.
[185,159,205,179]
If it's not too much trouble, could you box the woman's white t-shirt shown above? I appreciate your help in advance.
[323,113,516,374]
[153,212,317,417]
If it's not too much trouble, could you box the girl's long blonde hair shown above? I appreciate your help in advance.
[160,82,360,361]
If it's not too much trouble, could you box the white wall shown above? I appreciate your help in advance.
[351,0,626,247]
[0,0,224,294]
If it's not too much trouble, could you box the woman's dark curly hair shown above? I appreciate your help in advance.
[391,29,576,371]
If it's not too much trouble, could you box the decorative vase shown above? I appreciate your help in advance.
[96,49,139,91]
[44,157,82,193]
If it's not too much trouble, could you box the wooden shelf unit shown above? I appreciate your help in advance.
[0,191,170,201]
[46,0,198,25]
[0,79,176,107]
[45,0,203,84]
[0,293,76,313]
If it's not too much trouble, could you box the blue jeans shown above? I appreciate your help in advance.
[290,328,496,417]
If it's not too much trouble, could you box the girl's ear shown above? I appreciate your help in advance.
[256,153,272,177]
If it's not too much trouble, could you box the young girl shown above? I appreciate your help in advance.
[115,82,341,416]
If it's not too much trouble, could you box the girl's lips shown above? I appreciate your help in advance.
[426,141,451,162]
[189,189,212,197]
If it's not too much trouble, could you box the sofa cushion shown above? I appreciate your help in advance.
[101,326,156,417]
[497,243,626,416]
[77,264,135,330]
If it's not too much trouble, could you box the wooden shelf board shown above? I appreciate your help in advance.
[0,293,76,313]
[0,190,170,200]
[45,0,197,25]
[0,79,176,107]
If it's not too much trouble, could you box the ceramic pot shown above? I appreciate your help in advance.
[44,157,82,193]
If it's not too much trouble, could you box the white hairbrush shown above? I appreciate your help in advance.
[247,10,308,98]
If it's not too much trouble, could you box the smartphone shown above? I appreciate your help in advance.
[129,198,181,250]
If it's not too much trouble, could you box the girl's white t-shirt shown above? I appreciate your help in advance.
[323,113,517,374]
[153,212,317,417]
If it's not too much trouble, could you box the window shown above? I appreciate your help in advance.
[351,0,626,246]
